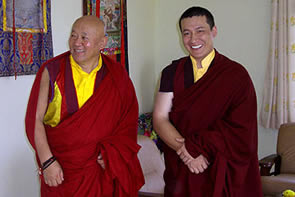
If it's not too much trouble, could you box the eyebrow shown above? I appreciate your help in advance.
[71,29,88,35]
[182,26,205,32]
[195,26,205,30]
[182,29,190,32]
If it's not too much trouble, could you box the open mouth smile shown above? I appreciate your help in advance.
[192,44,202,49]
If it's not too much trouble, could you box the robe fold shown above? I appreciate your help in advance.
[162,51,262,197]
[25,52,144,197]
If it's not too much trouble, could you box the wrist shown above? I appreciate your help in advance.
[41,156,56,170]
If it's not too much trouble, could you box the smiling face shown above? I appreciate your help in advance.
[181,15,217,63]
[69,16,107,68]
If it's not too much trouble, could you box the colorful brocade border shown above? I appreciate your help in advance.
[0,0,53,77]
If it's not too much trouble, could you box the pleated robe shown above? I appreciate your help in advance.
[25,52,144,197]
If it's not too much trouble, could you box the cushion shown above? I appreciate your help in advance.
[277,123,295,173]
[261,174,295,195]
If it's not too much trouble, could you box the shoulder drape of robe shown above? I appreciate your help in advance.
[25,52,144,197]
[163,51,262,197]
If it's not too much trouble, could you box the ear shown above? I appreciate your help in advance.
[211,26,217,38]
[99,36,108,50]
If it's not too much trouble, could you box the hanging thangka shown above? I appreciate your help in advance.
[0,0,53,77]
[83,0,129,72]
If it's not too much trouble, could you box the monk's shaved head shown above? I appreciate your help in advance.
[69,15,108,72]
[73,15,105,36]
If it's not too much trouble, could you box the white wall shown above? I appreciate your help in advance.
[127,0,157,113]
[0,0,277,196]
[0,1,82,196]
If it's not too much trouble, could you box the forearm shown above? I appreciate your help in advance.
[153,116,183,151]
[34,120,53,164]
[34,67,53,164]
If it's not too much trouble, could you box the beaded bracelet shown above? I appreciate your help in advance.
[42,156,56,171]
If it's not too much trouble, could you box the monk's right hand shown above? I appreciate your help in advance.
[97,154,105,169]
[43,160,64,187]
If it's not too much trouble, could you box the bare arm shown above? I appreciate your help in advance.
[153,92,209,174]
[35,68,63,187]
[153,92,184,151]
[35,68,52,164]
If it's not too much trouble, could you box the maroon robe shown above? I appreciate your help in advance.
[25,52,144,197]
[162,51,262,197]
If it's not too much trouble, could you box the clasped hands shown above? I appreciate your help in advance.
[176,138,209,174]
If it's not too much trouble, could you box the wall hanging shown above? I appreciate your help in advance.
[83,0,129,72]
[0,0,53,78]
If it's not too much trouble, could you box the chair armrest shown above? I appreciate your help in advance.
[138,191,164,197]
[259,154,281,176]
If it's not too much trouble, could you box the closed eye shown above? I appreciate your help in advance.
[71,33,78,39]
[81,36,88,41]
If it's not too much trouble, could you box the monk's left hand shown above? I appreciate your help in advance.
[97,154,105,169]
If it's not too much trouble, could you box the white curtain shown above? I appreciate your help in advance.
[260,0,295,129]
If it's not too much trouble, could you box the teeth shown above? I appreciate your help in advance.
[192,45,202,49]
[75,49,84,53]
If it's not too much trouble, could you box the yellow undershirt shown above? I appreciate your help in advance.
[70,55,102,108]
[190,49,215,83]
[43,55,102,127]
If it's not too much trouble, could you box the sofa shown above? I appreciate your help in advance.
[259,123,295,196]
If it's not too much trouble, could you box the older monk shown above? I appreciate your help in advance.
[25,15,144,197]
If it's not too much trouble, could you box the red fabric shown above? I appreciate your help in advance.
[96,0,100,18]
[18,33,33,65]
[55,59,68,121]
[163,51,262,197]
[25,52,144,197]
[120,0,125,68]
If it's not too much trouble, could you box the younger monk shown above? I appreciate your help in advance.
[153,6,262,197]
[25,15,144,196]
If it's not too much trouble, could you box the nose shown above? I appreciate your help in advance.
[191,32,198,43]
[72,36,82,46]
